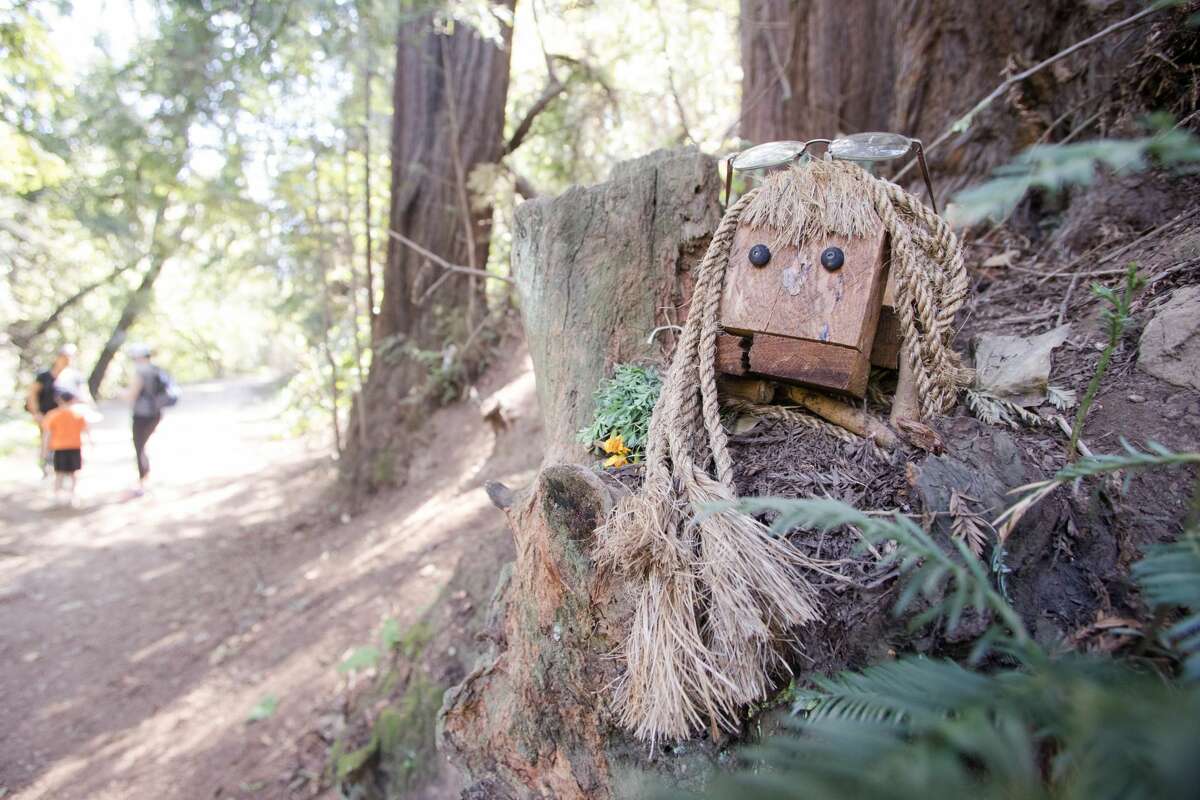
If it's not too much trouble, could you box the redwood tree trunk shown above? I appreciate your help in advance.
[376,1,513,357]
[739,0,1148,189]
[351,1,515,488]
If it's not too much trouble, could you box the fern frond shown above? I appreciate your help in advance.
[1054,439,1200,482]
[994,441,1200,539]
[796,658,994,725]
[949,491,991,556]
[1046,385,1076,410]
[1132,529,1200,680]
[964,389,1042,429]
[737,497,1031,650]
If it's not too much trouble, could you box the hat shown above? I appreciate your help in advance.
[127,343,152,359]
[58,343,78,357]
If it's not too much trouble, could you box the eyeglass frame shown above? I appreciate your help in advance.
[722,134,939,215]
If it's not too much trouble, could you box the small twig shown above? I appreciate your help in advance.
[388,229,514,285]
[1143,256,1200,288]
[646,325,683,345]
[502,75,566,156]
[895,5,1161,181]
[652,0,696,145]
[1039,210,1190,283]
[1057,273,1081,326]
[1054,414,1092,458]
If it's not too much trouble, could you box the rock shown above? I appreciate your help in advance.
[973,325,1071,406]
[485,480,515,510]
[511,147,722,462]
[1139,285,1200,391]
[910,416,1139,646]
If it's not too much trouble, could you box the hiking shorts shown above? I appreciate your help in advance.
[53,448,82,473]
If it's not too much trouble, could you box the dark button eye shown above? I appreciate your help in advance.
[748,244,771,267]
[820,246,844,271]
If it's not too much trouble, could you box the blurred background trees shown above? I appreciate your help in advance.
[6,0,1185,474]
[1,0,740,464]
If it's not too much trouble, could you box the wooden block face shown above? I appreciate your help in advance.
[716,333,749,376]
[871,306,901,369]
[747,333,871,398]
[720,223,888,353]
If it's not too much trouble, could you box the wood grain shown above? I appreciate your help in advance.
[747,333,871,397]
[718,220,887,395]
[870,270,901,369]
[716,333,750,375]
[720,222,888,351]
[718,376,774,404]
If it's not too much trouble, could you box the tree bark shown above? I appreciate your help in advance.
[349,0,515,490]
[439,149,726,797]
[87,204,170,399]
[440,466,632,800]
[738,0,1150,189]
[375,1,514,356]
[511,148,723,463]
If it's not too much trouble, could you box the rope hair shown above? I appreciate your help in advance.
[596,158,970,744]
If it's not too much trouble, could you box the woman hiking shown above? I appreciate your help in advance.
[125,343,178,496]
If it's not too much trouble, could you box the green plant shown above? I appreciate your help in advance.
[666,490,1200,800]
[330,674,444,792]
[739,497,1030,657]
[1133,533,1200,680]
[995,440,1200,539]
[246,693,279,723]
[1069,264,1145,458]
[577,363,662,464]
[951,116,1200,225]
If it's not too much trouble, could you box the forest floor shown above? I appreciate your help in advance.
[0,343,541,799]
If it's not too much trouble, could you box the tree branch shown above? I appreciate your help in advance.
[510,169,541,200]
[388,229,514,284]
[25,262,138,343]
[502,76,566,157]
[895,4,1160,181]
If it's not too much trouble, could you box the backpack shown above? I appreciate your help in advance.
[150,367,181,411]
[35,369,57,414]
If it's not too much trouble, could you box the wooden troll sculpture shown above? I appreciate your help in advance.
[596,139,972,743]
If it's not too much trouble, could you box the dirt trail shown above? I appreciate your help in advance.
[0,347,541,799]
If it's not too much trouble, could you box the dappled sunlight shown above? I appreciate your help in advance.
[6,0,1196,796]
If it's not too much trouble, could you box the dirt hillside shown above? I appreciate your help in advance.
[0,341,541,799]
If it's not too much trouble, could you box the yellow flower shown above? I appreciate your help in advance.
[601,434,630,468]
[602,434,628,455]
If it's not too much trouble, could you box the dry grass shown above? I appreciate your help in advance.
[742,159,882,249]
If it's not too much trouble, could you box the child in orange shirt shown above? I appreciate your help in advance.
[42,391,91,506]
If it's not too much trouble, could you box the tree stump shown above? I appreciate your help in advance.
[439,466,626,799]
[511,147,722,462]
[440,148,724,798]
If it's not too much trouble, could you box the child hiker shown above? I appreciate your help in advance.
[42,391,91,506]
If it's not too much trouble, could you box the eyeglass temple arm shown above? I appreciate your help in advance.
[724,139,827,206]
[724,157,733,207]
[912,140,938,215]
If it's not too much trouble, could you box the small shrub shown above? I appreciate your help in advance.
[1069,263,1144,459]
[577,363,662,465]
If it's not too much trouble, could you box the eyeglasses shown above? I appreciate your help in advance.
[723,132,939,214]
